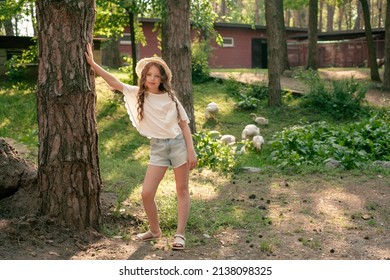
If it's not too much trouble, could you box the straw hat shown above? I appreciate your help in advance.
[135,56,172,82]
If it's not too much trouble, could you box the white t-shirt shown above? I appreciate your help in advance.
[122,84,190,139]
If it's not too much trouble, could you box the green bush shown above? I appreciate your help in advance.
[224,77,241,95]
[191,39,211,83]
[236,93,260,110]
[193,130,251,172]
[224,79,266,110]
[296,69,367,119]
[118,56,135,85]
[5,38,38,82]
[269,115,390,169]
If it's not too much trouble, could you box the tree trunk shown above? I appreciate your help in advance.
[307,0,318,70]
[345,1,353,29]
[377,0,383,28]
[161,0,195,133]
[293,9,305,27]
[3,19,14,36]
[36,0,102,230]
[285,9,291,27]
[276,0,289,71]
[219,0,227,20]
[383,0,390,90]
[127,9,138,85]
[254,0,261,25]
[319,0,323,31]
[30,2,37,37]
[354,0,364,30]
[265,0,282,106]
[327,3,334,31]
[338,6,344,30]
[360,0,381,81]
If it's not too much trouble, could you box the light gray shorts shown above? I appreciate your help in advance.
[149,133,188,168]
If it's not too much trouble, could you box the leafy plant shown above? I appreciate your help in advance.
[236,93,260,110]
[118,55,135,85]
[223,77,242,99]
[224,79,263,110]
[269,115,390,169]
[5,38,38,82]
[296,69,368,119]
[192,38,212,83]
[193,130,251,172]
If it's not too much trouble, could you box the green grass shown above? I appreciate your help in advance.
[0,82,38,159]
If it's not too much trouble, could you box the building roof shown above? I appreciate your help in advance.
[138,18,385,42]
[0,36,35,49]
[290,28,385,41]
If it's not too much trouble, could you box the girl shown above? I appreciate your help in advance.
[85,43,197,250]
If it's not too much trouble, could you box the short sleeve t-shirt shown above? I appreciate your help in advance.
[122,84,190,139]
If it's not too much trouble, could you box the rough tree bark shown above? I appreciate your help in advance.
[326,3,334,32]
[354,0,364,30]
[36,0,102,230]
[383,0,390,90]
[307,0,318,70]
[360,0,381,81]
[161,0,195,133]
[276,0,290,72]
[127,8,138,85]
[265,0,282,106]
[3,19,14,36]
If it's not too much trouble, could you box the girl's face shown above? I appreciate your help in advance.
[145,65,162,94]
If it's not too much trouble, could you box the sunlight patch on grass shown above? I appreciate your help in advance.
[270,181,281,189]
[0,87,38,150]
[315,189,364,228]
[132,145,150,162]
[259,239,277,253]
[0,118,10,130]
[191,170,230,200]
[103,137,124,155]
[232,206,245,219]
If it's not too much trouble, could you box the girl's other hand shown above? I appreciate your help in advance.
[187,150,197,170]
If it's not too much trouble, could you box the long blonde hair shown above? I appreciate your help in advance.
[136,62,180,121]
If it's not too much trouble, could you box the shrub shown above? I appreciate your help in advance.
[118,56,135,85]
[192,39,211,83]
[269,115,390,169]
[224,77,242,96]
[5,38,38,82]
[193,131,251,172]
[296,69,368,119]
[224,79,265,110]
[236,93,260,110]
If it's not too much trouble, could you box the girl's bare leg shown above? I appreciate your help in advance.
[173,163,190,235]
[141,165,168,235]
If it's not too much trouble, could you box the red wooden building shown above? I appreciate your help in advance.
[116,18,385,69]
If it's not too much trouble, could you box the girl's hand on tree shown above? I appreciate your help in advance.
[84,43,94,65]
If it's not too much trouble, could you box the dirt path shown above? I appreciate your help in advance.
[1,172,389,260]
[211,70,390,108]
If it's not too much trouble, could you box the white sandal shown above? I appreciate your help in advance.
[135,230,161,242]
[172,234,186,250]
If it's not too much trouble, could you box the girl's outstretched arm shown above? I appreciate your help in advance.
[85,43,124,92]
